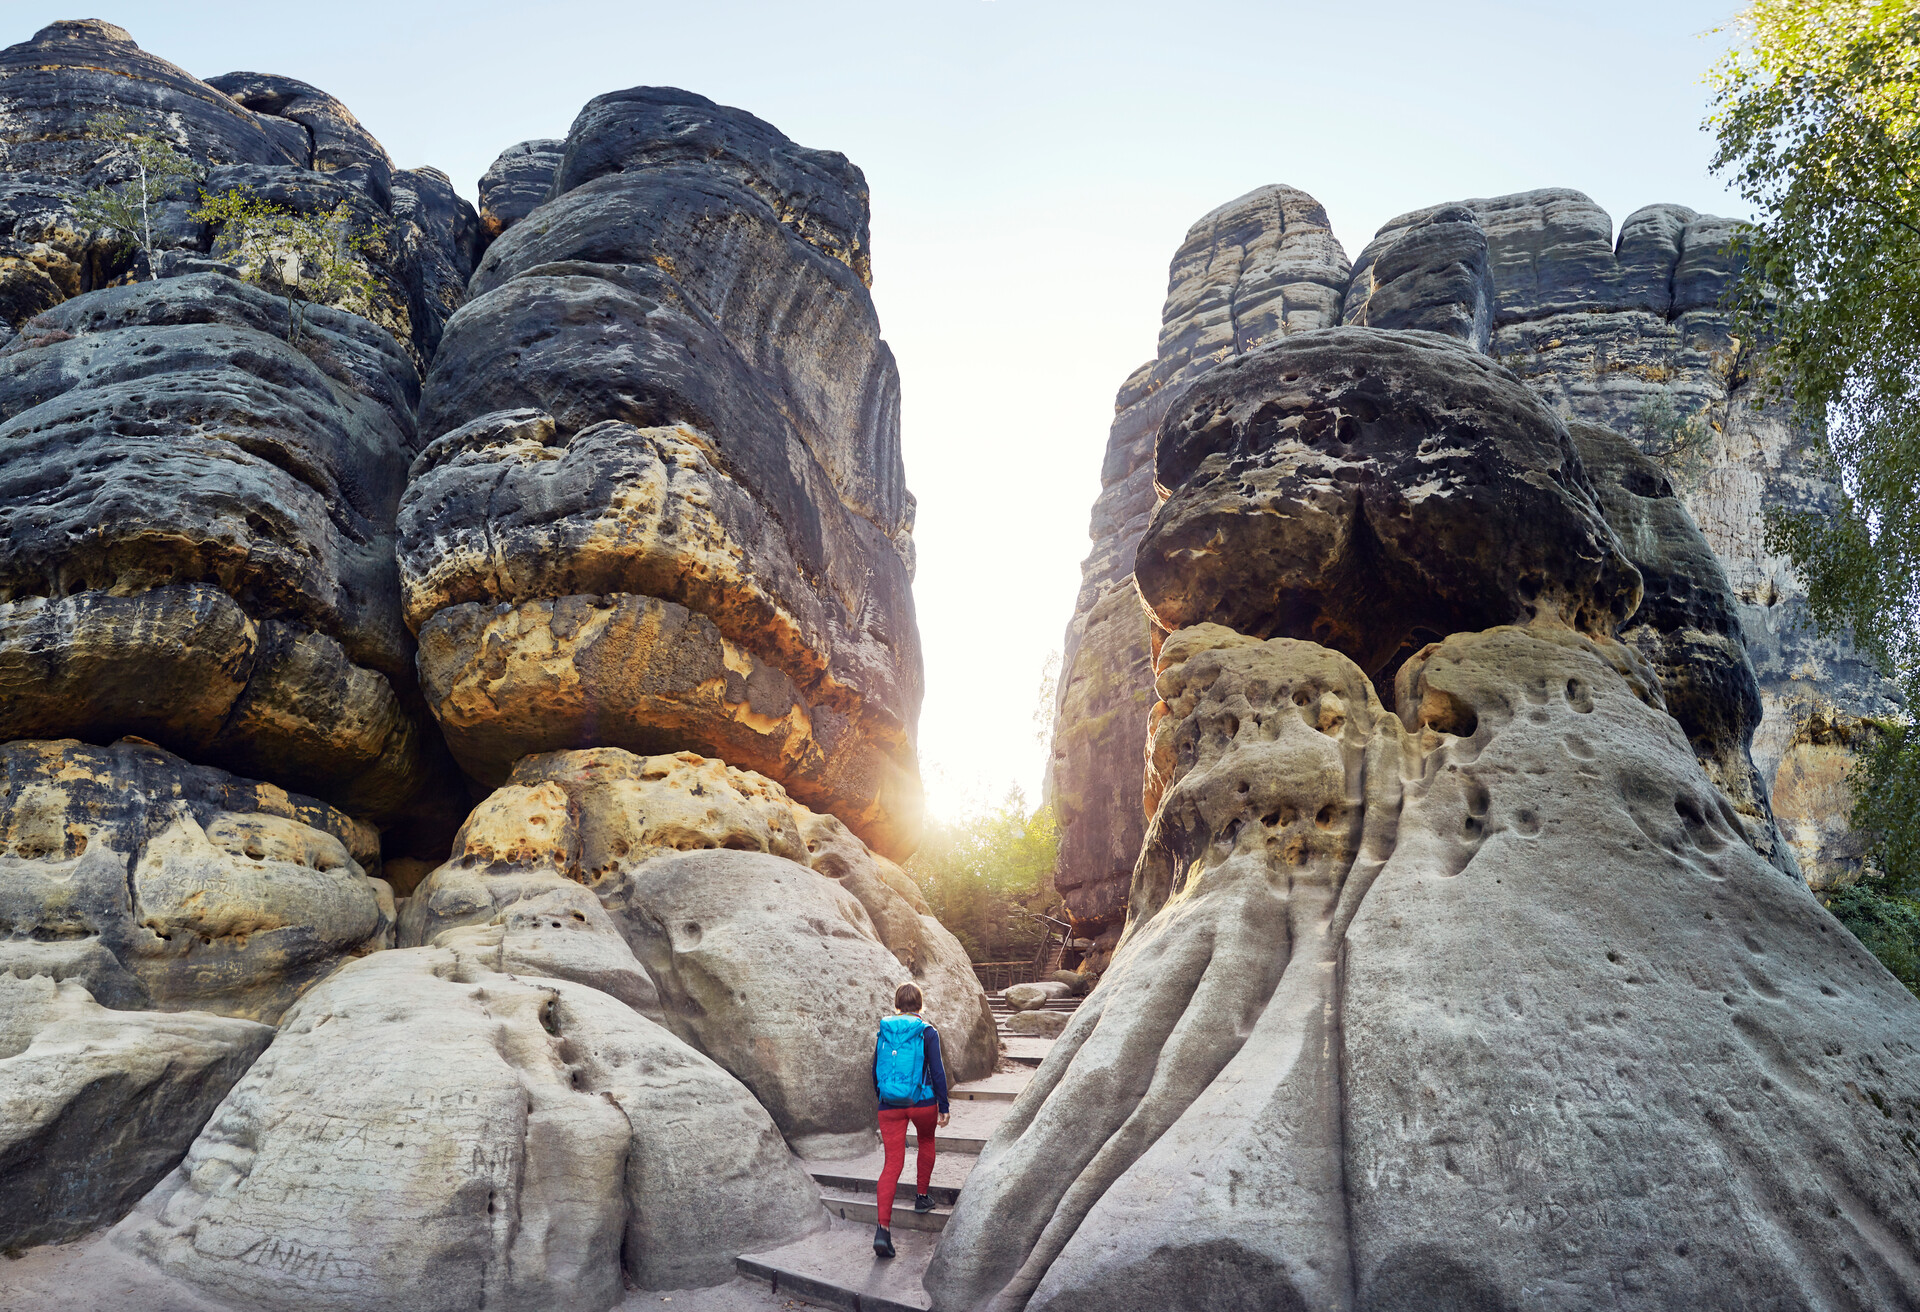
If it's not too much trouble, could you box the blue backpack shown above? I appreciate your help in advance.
[874,1014,934,1108]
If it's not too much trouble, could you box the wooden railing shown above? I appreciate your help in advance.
[972,961,1043,993]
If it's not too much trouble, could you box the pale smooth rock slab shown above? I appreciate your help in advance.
[0,975,271,1249]
[927,626,1920,1312]
[113,948,824,1308]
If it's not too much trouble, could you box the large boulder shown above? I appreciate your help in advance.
[113,947,826,1307]
[927,626,1920,1312]
[0,274,462,853]
[476,138,562,241]
[1046,184,1351,963]
[0,739,392,1023]
[414,87,923,858]
[1345,188,1902,885]
[400,749,996,1151]
[1135,326,1644,682]
[0,973,271,1249]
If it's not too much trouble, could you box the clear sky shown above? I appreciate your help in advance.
[9,1,1752,823]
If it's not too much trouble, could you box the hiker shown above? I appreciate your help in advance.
[871,981,949,1259]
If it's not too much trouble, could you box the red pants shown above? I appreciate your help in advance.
[875,1105,938,1228]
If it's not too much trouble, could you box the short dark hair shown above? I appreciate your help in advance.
[894,982,923,1012]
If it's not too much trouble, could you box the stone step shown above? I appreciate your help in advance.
[737,1216,934,1312]
[805,1152,974,1206]
[819,1187,951,1232]
[1001,1036,1055,1066]
[950,1072,1028,1102]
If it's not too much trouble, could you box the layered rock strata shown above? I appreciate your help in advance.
[0,739,393,1024]
[476,138,562,240]
[1051,183,1888,926]
[0,20,481,365]
[0,273,463,852]
[934,330,1920,1312]
[1048,185,1349,967]
[399,748,996,1153]
[409,87,924,859]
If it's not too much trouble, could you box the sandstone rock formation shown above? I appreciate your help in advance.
[114,947,826,1306]
[0,23,967,1303]
[400,748,995,1153]
[1339,188,1897,884]
[476,138,562,240]
[408,87,923,859]
[0,740,393,1023]
[1137,327,1642,675]
[0,274,462,853]
[0,21,481,365]
[0,973,271,1249]
[933,323,1920,1307]
[1048,185,1349,969]
[1050,183,1894,934]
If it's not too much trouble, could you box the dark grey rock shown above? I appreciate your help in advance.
[1137,326,1643,682]
[0,274,461,851]
[415,88,923,856]
[1568,418,1797,875]
[1342,204,1492,350]
[550,87,871,283]
[476,137,562,242]
[390,166,481,360]
[0,21,303,179]
[203,71,395,206]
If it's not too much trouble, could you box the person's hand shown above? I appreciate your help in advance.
[937,1113,951,1128]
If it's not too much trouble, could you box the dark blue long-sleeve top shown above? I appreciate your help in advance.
[872,1019,950,1113]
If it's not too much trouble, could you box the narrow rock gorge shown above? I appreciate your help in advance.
[0,18,986,1308]
[2,16,1916,1312]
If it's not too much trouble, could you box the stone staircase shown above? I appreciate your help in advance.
[732,990,1082,1310]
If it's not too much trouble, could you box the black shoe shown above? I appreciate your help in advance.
[914,1193,934,1213]
[873,1225,895,1258]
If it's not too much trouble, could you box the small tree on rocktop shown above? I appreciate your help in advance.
[190,187,383,344]
[72,113,201,279]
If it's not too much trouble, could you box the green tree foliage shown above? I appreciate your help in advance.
[72,113,201,277]
[190,187,382,344]
[904,791,1061,964]
[1709,1,1920,901]
[1826,883,1920,995]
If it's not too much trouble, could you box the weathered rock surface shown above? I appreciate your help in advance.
[1136,326,1642,680]
[1047,185,1350,964]
[415,87,922,857]
[1342,205,1491,350]
[1051,182,1901,909]
[0,273,460,850]
[1570,418,1796,874]
[399,407,920,853]
[931,625,1920,1312]
[0,22,479,365]
[390,166,482,360]
[401,749,995,1152]
[113,947,826,1307]
[476,138,562,241]
[0,973,271,1249]
[0,739,392,1023]
[1346,188,1901,884]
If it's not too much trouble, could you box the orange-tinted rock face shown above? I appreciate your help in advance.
[407,89,924,858]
